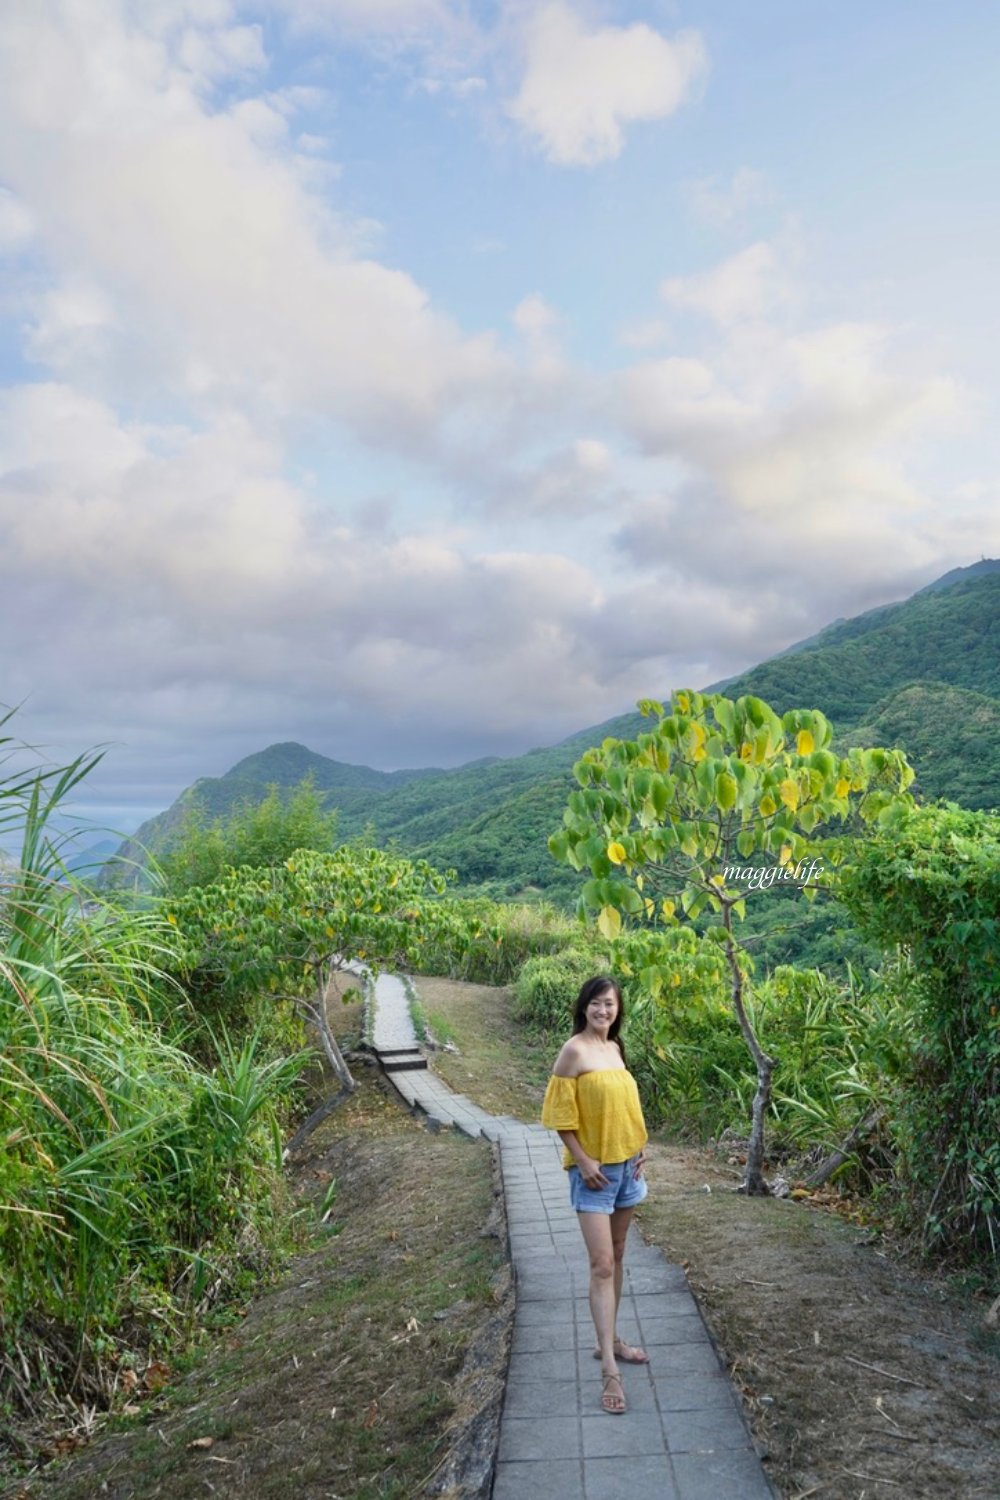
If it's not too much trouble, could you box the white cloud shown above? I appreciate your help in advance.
[513,293,558,337]
[0,187,34,251]
[506,2,706,166]
[269,0,458,32]
[661,242,787,326]
[617,317,671,350]
[0,383,641,767]
[615,243,976,621]
[687,167,775,227]
[0,1,511,452]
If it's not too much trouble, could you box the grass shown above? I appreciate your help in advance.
[407,976,554,1118]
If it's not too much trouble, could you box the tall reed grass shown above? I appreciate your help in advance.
[0,720,305,1436]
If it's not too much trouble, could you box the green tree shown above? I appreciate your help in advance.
[168,846,450,1092]
[160,776,338,894]
[549,689,914,1194]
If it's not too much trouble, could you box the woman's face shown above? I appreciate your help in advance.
[586,988,619,1028]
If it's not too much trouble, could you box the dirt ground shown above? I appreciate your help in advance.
[421,976,1000,1500]
[640,1148,999,1500]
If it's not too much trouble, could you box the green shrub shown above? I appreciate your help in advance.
[839,802,1000,1261]
[158,775,338,895]
[410,897,588,985]
[513,950,599,1032]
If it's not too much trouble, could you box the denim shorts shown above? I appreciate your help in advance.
[568,1154,648,1215]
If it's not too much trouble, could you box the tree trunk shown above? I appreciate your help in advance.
[283,1084,353,1160]
[723,905,776,1196]
[805,1107,883,1189]
[303,960,355,1093]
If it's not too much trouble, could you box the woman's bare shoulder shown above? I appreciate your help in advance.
[552,1036,585,1078]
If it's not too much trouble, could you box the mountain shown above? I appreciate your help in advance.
[110,562,1000,895]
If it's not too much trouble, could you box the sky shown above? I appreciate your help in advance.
[1,0,999,835]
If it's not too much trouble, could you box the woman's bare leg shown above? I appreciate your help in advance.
[591,1206,648,1362]
[577,1212,624,1411]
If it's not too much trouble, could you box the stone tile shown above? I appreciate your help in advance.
[583,1454,679,1500]
[516,1272,579,1301]
[637,1316,709,1346]
[512,1321,577,1354]
[624,1267,683,1294]
[492,1458,586,1500]
[671,1446,775,1500]
[652,1374,734,1413]
[646,1340,722,1376]
[508,1349,577,1382]
[517,1299,576,1326]
[660,1404,749,1454]
[503,1380,582,1418]
[581,1408,667,1458]
[499,1416,581,1461]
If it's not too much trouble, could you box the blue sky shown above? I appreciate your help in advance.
[1,0,998,833]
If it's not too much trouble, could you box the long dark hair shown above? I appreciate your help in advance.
[572,975,627,1067]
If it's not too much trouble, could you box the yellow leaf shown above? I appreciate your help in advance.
[836,778,850,798]
[676,691,690,714]
[635,873,644,890]
[760,793,777,817]
[779,778,799,811]
[779,844,793,866]
[692,745,707,762]
[796,729,815,756]
[739,742,753,762]
[607,841,627,865]
[597,905,622,941]
[670,972,681,988]
[644,897,655,918]
[167,913,177,925]
[661,899,675,919]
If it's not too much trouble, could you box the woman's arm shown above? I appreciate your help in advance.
[558,1130,609,1189]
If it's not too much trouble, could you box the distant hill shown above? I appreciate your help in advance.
[110,562,1000,896]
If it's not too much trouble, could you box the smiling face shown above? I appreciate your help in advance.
[585,986,619,1031]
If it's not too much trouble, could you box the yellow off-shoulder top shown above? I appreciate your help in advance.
[541,1070,647,1170]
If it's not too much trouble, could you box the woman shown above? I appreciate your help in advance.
[541,975,649,1415]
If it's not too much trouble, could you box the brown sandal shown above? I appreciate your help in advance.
[601,1371,626,1415]
[593,1337,650,1365]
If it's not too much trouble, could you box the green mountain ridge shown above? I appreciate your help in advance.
[112,562,1000,894]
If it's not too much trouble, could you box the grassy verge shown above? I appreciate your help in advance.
[407,977,553,1118]
[8,992,509,1500]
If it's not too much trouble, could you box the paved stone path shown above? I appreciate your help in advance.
[369,973,776,1500]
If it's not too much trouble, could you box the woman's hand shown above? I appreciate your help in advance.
[578,1155,609,1190]
[633,1150,648,1180]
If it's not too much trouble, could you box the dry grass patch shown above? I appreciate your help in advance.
[638,1143,1000,1499]
[410,976,552,1119]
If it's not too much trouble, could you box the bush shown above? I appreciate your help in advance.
[513,951,599,1032]
[410,897,588,985]
[839,802,1000,1262]
[158,775,338,895]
